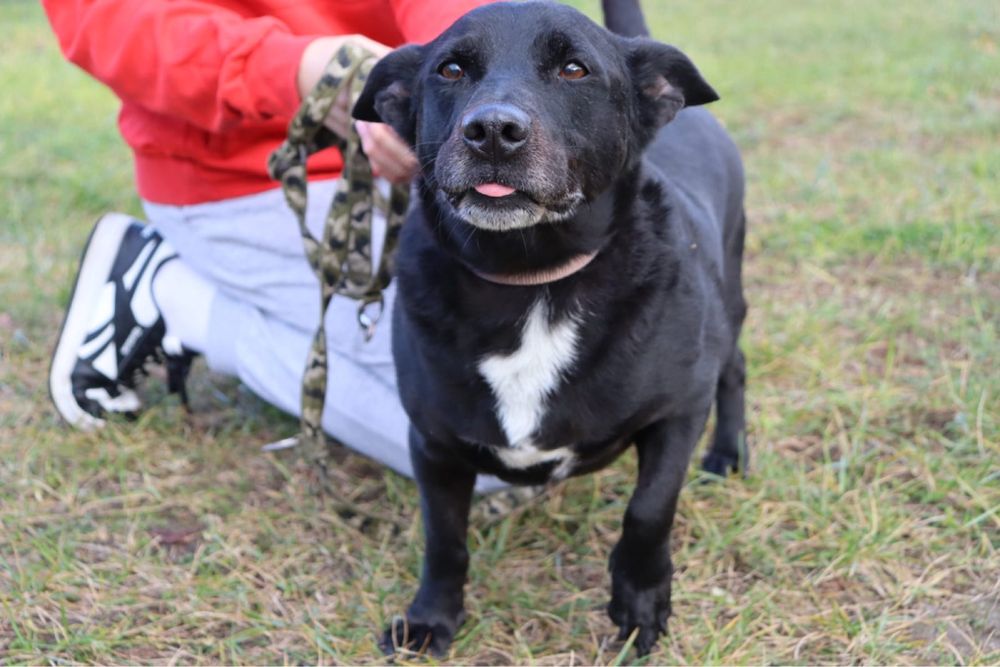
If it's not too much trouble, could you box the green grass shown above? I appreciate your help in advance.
[1,0,998,663]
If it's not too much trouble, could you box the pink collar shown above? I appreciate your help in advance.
[471,251,599,286]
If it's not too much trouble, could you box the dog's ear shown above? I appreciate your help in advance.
[626,39,718,128]
[352,44,425,143]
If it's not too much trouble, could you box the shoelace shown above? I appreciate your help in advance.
[120,336,195,409]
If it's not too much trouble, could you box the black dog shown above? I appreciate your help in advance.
[354,0,746,656]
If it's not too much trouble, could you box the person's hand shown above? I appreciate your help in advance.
[354,121,419,183]
[297,36,418,184]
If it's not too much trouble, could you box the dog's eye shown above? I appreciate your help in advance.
[559,61,588,80]
[439,62,464,81]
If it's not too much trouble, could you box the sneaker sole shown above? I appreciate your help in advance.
[49,213,135,430]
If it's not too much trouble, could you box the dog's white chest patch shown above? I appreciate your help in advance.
[478,300,580,475]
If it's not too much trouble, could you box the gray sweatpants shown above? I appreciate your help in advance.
[144,180,505,492]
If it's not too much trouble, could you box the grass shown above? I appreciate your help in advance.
[1,0,998,663]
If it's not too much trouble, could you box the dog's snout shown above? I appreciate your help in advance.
[461,104,531,160]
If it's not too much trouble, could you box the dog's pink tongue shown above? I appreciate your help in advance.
[474,183,516,197]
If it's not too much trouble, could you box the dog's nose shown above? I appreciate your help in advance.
[461,104,530,160]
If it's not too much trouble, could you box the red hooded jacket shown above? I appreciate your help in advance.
[42,0,487,205]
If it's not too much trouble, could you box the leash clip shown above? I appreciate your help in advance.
[357,296,384,342]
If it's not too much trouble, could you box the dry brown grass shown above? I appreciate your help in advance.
[2,0,998,663]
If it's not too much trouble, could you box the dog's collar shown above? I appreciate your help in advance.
[470,251,599,286]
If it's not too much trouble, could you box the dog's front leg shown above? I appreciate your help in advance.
[381,427,475,657]
[608,412,708,655]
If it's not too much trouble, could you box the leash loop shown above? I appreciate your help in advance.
[357,295,384,342]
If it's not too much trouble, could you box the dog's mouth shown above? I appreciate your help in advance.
[473,183,517,198]
[462,182,539,214]
[440,181,583,232]
[452,180,535,205]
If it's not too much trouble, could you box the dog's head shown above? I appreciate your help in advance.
[354,1,717,234]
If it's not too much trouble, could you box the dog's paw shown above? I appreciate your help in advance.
[607,577,671,656]
[379,614,457,657]
[701,450,740,478]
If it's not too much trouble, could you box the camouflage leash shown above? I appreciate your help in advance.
[265,44,409,475]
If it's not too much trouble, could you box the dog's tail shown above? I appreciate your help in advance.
[601,0,650,37]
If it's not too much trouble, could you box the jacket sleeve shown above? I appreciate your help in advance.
[41,0,316,132]
[389,0,494,43]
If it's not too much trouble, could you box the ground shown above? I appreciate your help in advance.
[1,0,998,664]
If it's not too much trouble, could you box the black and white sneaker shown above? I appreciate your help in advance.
[50,213,193,429]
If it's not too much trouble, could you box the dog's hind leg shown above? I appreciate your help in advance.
[703,208,748,477]
[702,347,747,476]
